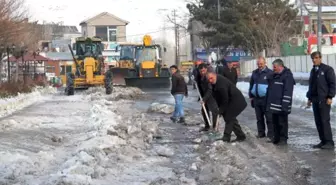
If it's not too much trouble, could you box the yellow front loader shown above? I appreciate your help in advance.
[65,37,112,95]
[124,35,171,89]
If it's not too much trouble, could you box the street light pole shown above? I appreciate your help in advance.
[6,47,10,82]
[317,0,322,52]
[217,0,221,63]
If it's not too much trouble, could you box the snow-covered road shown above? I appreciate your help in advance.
[0,87,179,184]
[0,85,334,185]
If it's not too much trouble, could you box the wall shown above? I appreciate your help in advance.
[83,25,126,42]
[44,61,60,76]
[239,54,336,77]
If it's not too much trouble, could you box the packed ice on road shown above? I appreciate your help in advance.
[0,86,316,185]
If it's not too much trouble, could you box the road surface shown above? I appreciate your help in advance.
[0,86,334,185]
[141,86,336,185]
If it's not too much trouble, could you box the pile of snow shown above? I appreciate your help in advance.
[0,86,179,184]
[0,86,56,117]
[45,102,174,184]
[237,82,336,110]
[196,127,311,185]
[148,102,175,114]
[84,86,145,101]
[293,72,310,80]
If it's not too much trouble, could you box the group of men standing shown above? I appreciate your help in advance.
[169,51,335,149]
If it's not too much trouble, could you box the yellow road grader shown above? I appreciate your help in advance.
[65,37,113,95]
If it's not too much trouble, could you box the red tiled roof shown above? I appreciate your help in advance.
[6,53,52,62]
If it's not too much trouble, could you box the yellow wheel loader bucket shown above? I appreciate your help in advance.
[124,76,171,89]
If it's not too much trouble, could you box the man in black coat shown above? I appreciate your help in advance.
[266,59,295,145]
[198,63,218,131]
[221,61,238,85]
[207,71,247,142]
[306,51,336,149]
[170,65,188,124]
[215,59,225,75]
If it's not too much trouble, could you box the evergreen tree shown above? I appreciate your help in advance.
[187,0,300,56]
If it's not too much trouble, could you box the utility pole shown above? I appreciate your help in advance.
[217,0,220,63]
[173,9,179,66]
[300,0,304,37]
[317,0,322,52]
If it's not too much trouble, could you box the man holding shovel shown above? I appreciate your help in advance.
[207,71,247,142]
[197,63,219,132]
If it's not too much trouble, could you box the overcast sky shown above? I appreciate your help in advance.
[25,0,189,41]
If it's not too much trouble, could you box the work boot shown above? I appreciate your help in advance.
[199,126,210,132]
[222,134,231,142]
[273,139,287,145]
[266,138,273,143]
[232,134,246,142]
[170,116,177,123]
[256,134,266,139]
[312,142,325,149]
[321,142,335,149]
[177,117,185,124]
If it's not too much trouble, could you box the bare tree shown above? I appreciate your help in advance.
[237,1,300,56]
[0,0,40,82]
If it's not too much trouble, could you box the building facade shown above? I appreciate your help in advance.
[80,12,128,42]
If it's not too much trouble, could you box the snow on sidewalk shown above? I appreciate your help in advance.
[0,87,177,185]
[244,72,310,80]
[237,82,336,111]
[0,86,57,117]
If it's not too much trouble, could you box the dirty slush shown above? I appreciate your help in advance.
[0,87,313,184]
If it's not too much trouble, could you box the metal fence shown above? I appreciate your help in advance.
[239,54,336,77]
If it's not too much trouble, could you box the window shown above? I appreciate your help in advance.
[45,66,55,73]
[60,65,72,75]
[95,26,108,41]
[109,29,117,42]
[95,26,117,42]
[136,47,157,65]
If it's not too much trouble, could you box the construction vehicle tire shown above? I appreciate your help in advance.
[66,72,75,96]
[105,70,113,95]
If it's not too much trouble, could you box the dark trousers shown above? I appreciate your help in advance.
[272,113,288,142]
[312,101,334,144]
[254,98,273,137]
[222,116,245,139]
[201,104,218,128]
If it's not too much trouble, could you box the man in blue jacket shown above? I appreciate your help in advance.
[249,56,273,139]
[306,51,335,149]
[266,59,295,145]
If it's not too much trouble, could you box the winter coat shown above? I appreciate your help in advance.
[171,72,188,96]
[216,64,224,75]
[221,67,238,85]
[306,63,336,102]
[266,67,295,114]
[249,67,273,99]
[212,75,247,120]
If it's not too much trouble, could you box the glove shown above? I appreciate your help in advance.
[250,99,255,108]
